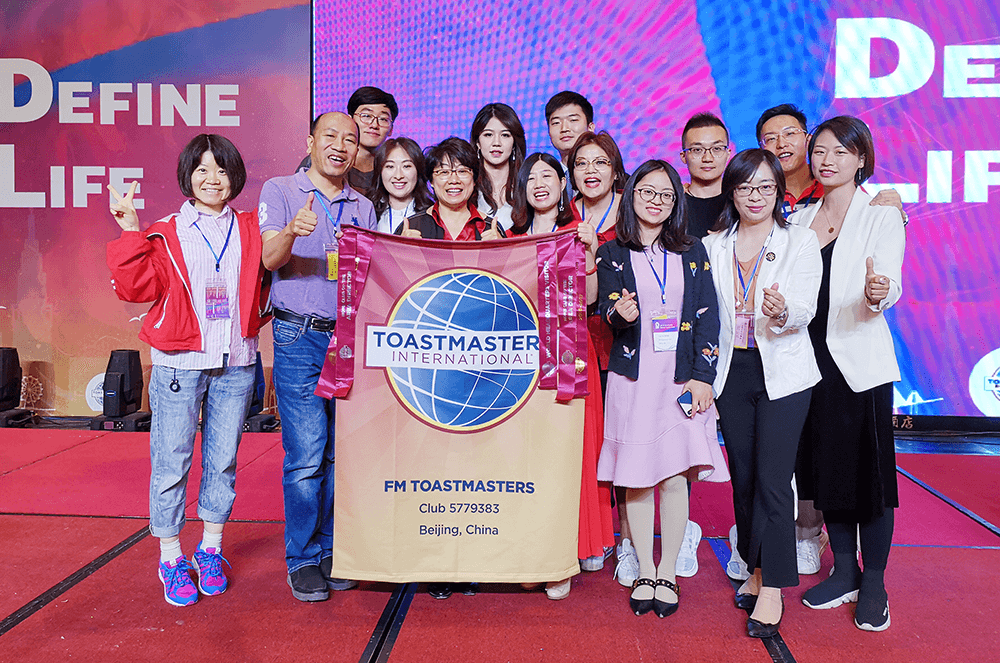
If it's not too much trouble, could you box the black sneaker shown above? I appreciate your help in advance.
[287,565,329,602]
[854,589,890,632]
[319,556,359,591]
[428,583,453,599]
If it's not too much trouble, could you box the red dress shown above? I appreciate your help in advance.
[565,213,616,559]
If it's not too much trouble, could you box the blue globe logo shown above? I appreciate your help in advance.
[382,269,539,432]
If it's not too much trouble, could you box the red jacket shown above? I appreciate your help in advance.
[106,209,271,352]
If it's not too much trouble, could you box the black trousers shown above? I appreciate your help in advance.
[716,348,811,589]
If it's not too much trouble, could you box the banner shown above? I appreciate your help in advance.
[319,228,587,582]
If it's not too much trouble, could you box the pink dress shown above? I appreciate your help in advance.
[597,247,730,488]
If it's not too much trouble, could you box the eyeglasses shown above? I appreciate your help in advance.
[734,183,778,198]
[432,166,474,181]
[634,187,676,204]
[573,157,612,171]
[760,128,806,147]
[682,145,729,158]
[355,112,393,128]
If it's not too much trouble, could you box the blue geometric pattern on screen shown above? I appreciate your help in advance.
[387,271,538,430]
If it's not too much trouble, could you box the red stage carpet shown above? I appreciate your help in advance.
[2,429,999,662]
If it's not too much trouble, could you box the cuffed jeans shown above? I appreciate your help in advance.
[148,361,255,538]
[272,317,337,573]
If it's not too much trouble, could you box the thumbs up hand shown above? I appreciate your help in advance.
[400,215,422,238]
[289,192,318,237]
[762,282,786,320]
[865,256,889,305]
[614,288,639,322]
[108,181,140,232]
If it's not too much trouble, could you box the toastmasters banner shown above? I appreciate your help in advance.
[316,227,587,582]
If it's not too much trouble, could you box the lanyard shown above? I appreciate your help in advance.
[734,226,774,307]
[529,216,559,234]
[643,245,669,305]
[582,189,615,233]
[315,193,346,231]
[192,213,235,273]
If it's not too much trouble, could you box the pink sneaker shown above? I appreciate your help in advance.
[158,556,198,606]
[192,546,231,596]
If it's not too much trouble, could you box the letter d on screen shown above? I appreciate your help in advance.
[835,18,934,99]
[0,59,52,123]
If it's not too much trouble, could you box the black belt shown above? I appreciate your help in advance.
[273,308,335,332]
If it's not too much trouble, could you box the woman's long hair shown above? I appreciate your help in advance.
[470,103,526,212]
[615,159,692,253]
[368,137,433,218]
[510,152,574,235]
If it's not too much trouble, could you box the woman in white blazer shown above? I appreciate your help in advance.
[704,149,822,638]
[789,115,904,633]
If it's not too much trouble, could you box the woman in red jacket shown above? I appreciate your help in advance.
[106,134,269,607]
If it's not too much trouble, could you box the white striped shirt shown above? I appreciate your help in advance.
[151,201,258,370]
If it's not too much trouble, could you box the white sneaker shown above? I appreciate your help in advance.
[675,520,701,577]
[726,525,750,581]
[796,531,828,575]
[614,538,639,587]
[579,555,604,572]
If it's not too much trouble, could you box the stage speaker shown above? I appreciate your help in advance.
[0,347,33,427]
[245,352,278,432]
[89,349,151,431]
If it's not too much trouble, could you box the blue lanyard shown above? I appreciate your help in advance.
[192,213,235,273]
[529,217,559,234]
[734,226,773,306]
[315,193,346,231]
[643,245,669,305]
[582,189,615,233]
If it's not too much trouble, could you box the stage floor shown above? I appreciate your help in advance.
[1,429,998,662]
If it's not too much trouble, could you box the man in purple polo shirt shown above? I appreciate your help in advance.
[259,111,377,601]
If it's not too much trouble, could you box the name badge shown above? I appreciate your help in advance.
[325,243,339,281]
[734,312,755,350]
[205,276,230,320]
[651,308,679,352]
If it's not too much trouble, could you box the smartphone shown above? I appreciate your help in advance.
[677,391,694,417]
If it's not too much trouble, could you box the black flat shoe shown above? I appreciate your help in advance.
[653,578,680,618]
[735,592,758,611]
[629,578,655,615]
[747,596,783,638]
[427,583,453,599]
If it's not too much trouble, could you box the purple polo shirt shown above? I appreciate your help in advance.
[258,169,377,319]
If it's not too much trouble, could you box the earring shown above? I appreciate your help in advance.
[559,198,564,212]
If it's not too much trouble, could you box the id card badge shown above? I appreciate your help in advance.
[324,243,339,281]
[734,312,754,349]
[205,276,230,320]
[651,308,679,352]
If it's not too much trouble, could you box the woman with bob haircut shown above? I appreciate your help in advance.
[396,137,502,241]
[790,116,904,632]
[596,159,727,619]
[106,134,270,607]
[703,148,822,638]
[369,137,433,234]
[470,103,526,231]
[510,151,613,599]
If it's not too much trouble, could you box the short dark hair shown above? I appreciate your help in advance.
[369,137,433,218]
[755,104,808,143]
[470,103,527,211]
[681,112,729,148]
[615,160,693,253]
[567,131,628,194]
[424,137,480,204]
[510,152,574,234]
[177,134,246,201]
[347,86,399,120]
[309,111,360,138]
[716,149,788,235]
[544,91,594,124]
[808,115,875,185]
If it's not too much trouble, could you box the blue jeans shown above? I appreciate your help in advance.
[272,317,337,573]
[148,361,255,538]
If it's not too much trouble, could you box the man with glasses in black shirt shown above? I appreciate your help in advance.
[680,112,732,240]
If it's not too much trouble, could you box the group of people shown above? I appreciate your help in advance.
[105,85,904,639]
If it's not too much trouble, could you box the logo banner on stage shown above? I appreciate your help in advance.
[317,227,587,582]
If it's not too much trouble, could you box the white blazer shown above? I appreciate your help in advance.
[787,188,904,392]
[704,222,823,401]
